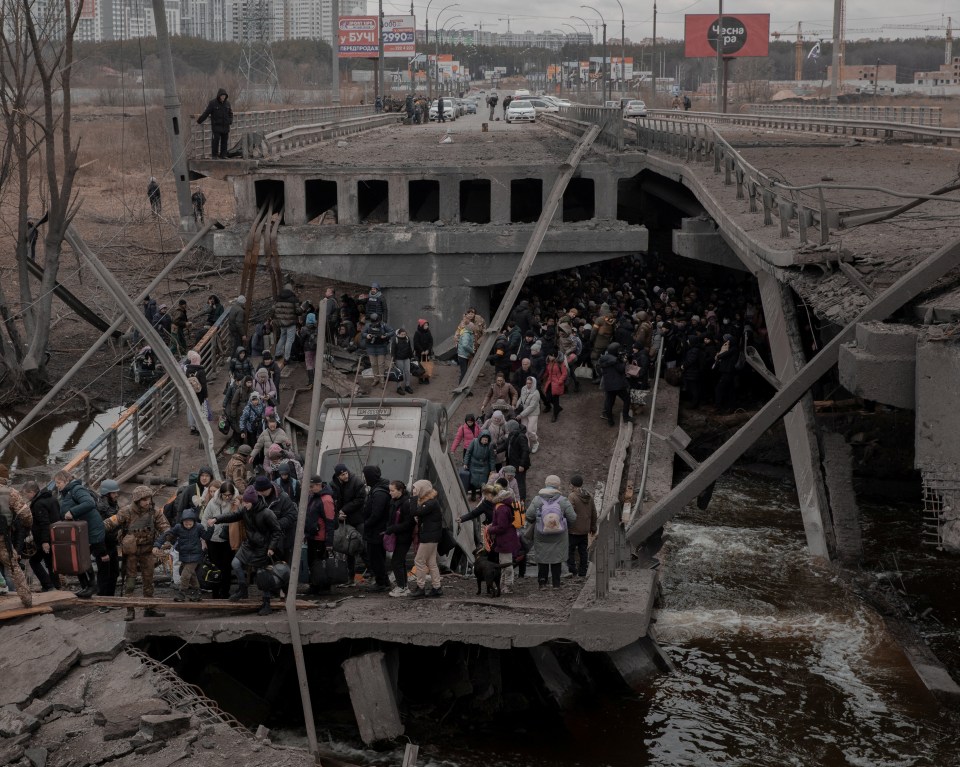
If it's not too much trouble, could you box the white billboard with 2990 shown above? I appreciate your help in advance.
[383,15,416,58]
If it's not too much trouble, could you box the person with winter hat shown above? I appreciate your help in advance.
[156,508,213,602]
[239,391,266,447]
[413,319,434,383]
[300,312,318,384]
[516,376,541,453]
[0,463,33,608]
[566,475,597,578]
[207,484,282,601]
[392,327,415,395]
[524,474,576,588]
[103,485,170,620]
[451,413,480,461]
[409,479,443,598]
[361,465,392,592]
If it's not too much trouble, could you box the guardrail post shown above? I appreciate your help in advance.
[132,410,140,453]
[595,515,609,599]
[82,455,90,487]
[107,430,118,478]
[724,155,733,186]
[779,198,793,238]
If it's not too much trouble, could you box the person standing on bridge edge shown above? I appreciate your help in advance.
[147,176,161,216]
[566,475,597,578]
[197,88,233,160]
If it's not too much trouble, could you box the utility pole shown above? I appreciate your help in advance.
[873,57,880,102]
[332,0,340,102]
[715,0,723,111]
[830,0,842,103]
[377,0,385,104]
[651,0,657,102]
[150,0,193,231]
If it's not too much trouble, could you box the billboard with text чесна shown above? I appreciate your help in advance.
[684,14,769,58]
[339,16,378,58]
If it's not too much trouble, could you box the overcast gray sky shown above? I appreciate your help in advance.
[390,0,955,43]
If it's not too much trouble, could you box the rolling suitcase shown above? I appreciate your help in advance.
[50,521,90,575]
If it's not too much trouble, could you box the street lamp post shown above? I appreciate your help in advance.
[582,5,607,103]
[612,0,624,99]
[425,0,437,100]
[562,23,581,96]
[571,15,593,100]
[435,6,460,96]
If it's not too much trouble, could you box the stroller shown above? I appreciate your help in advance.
[131,346,162,385]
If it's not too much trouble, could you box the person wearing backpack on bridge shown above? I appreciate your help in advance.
[525,474,576,589]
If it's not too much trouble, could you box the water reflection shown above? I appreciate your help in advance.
[0,410,121,469]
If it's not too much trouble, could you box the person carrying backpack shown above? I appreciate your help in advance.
[524,474,576,588]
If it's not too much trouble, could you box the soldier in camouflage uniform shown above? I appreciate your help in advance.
[0,464,32,608]
[103,485,169,620]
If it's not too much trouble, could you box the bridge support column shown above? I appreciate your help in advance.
[757,271,834,559]
[490,173,511,224]
[386,282,490,343]
[337,180,359,224]
[439,176,459,223]
[388,177,408,224]
[284,175,306,225]
[593,173,617,220]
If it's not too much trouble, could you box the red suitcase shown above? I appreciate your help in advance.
[51,521,90,575]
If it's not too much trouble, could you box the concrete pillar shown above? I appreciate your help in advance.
[337,177,359,225]
[593,173,617,220]
[235,178,257,221]
[389,176,408,224]
[490,174,511,224]
[672,217,749,271]
[757,271,833,559]
[387,282,490,343]
[543,171,562,224]
[528,646,576,709]
[341,651,404,745]
[439,176,459,223]
[283,175,306,225]
[821,431,862,564]
[606,637,673,690]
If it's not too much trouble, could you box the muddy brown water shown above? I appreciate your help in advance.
[263,471,960,766]
[0,410,121,470]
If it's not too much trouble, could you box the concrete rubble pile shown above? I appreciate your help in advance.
[0,612,314,767]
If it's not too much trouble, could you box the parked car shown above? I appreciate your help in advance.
[527,98,560,114]
[623,99,647,117]
[461,98,477,114]
[505,99,536,124]
[428,99,457,121]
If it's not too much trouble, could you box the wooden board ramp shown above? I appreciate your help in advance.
[0,589,78,616]
[83,596,320,610]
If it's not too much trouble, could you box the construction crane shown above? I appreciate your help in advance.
[772,22,806,82]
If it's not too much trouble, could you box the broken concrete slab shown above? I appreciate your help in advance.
[25,746,48,767]
[55,612,127,665]
[23,698,56,721]
[342,650,404,745]
[139,712,192,740]
[0,740,24,766]
[527,646,577,710]
[0,614,81,707]
[44,666,91,715]
[95,698,170,740]
[0,703,40,736]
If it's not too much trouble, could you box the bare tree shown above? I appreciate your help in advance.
[0,0,83,395]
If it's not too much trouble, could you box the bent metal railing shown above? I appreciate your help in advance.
[743,103,942,127]
[63,313,231,487]
[189,105,375,158]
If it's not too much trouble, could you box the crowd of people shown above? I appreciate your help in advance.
[0,252,768,613]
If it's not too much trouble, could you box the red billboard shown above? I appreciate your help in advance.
[338,16,379,58]
[684,14,770,58]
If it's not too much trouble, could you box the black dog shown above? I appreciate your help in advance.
[474,549,503,597]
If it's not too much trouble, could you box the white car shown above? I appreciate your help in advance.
[623,99,647,117]
[527,98,559,114]
[428,99,457,121]
[505,99,536,123]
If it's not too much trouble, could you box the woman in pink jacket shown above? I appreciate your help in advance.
[451,413,481,460]
[541,354,568,422]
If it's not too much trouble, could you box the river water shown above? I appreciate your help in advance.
[314,471,960,767]
[0,410,120,470]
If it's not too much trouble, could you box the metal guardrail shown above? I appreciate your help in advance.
[643,108,960,146]
[743,103,942,127]
[265,113,402,157]
[63,313,231,487]
[189,105,375,158]
[557,105,624,150]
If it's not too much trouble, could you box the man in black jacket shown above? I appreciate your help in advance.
[597,342,633,427]
[503,421,531,501]
[332,463,367,580]
[197,88,233,159]
[208,485,282,600]
[253,475,298,561]
[361,465,392,592]
[21,481,57,592]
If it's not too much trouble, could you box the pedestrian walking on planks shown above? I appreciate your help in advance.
[0,464,33,608]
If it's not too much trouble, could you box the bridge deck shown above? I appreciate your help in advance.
[118,351,676,653]
[261,114,604,170]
